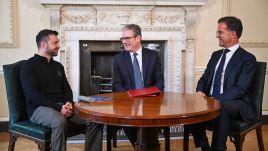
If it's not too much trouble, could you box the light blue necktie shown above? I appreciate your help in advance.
[212,49,230,97]
[133,53,143,89]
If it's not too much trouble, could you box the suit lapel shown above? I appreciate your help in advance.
[123,51,135,85]
[206,50,223,92]
[211,50,224,71]
[224,47,243,81]
[142,48,149,81]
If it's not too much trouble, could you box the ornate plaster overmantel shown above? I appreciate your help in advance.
[39,0,207,100]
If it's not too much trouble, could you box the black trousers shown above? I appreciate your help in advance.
[189,100,246,150]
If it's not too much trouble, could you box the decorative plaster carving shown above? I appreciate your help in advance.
[240,40,268,48]
[65,47,71,82]
[194,67,205,75]
[0,0,18,48]
[48,5,62,32]
[130,11,152,25]
[96,10,152,26]
[184,7,198,93]
[61,26,182,32]
[61,13,92,24]
[152,8,185,26]
[60,6,97,24]
[222,0,231,16]
[59,26,183,48]
[154,14,180,24]
[39,0,207,6]
[97,11,130,25]
[185,7,197,40]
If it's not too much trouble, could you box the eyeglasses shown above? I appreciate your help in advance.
[120,36,136,42]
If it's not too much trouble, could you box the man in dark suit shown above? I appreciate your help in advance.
[190,16,257,151]
[113,24,164,91]
[112,24,164,146]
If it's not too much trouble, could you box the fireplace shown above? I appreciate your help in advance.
[79,41,165,96]
[40,0,207,100]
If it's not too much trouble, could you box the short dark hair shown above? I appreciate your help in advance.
[36,29,58,48]
[122,24,142,36]
[218,16,243,38]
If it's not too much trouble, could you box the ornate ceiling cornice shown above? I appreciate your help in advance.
[39,0,207,6]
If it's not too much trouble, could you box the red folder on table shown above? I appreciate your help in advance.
[127,86,161,97]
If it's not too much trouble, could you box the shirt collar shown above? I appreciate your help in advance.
[225,43,239,54]
[34,54,53,63]
[130,46,142,56]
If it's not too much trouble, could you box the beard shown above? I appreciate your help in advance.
[46,47,58,57]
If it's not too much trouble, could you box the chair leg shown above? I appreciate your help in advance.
[183,127,190,151]
[106,126,113,151]
[256,126,265,151]
[230,135,244,151]
[8,131,17,151]
[112,133,117,148]
[107,125,118,151]
[37,141,50,151]
[163,127,170,151]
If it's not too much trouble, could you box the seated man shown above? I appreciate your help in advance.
[20,29,103,151]
[112,24,164,146]
[190,16,256,151]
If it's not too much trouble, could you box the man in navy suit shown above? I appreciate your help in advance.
[190,16,257,151]
[113,24,164,92]
[112,24,164,146]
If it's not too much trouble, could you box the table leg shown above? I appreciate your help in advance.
[135,127,160,151]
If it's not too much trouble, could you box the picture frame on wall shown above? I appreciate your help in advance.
[0,0,18,48]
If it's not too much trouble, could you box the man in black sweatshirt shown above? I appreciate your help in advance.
[20,29,103,151]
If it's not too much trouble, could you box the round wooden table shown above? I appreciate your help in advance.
[76,92,221,151]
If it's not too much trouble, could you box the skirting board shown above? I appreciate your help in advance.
[1,115,268,132]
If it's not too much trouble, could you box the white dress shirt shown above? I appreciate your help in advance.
[210,43,239,95]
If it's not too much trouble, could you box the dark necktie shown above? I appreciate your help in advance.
[133,53,143,89]
[212,49,230,97]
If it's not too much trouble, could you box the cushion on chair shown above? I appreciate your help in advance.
[9,120,51,140]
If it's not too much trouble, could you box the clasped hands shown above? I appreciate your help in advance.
[61,102,74,118]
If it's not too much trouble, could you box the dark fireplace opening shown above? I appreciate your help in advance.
[80,40,165,96]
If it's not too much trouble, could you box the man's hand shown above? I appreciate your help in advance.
[196,91,206,97]
[61,102,74,117]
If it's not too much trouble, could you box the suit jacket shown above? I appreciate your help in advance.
[112,47,164,92]
[196,47,257,122]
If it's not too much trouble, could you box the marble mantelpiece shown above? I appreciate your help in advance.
[39,0,207,100]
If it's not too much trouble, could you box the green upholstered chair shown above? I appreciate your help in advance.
[3,60,85,151]
[183,61,266,151]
